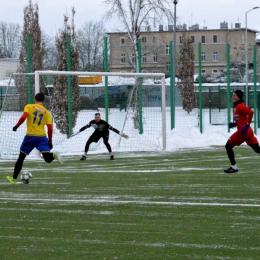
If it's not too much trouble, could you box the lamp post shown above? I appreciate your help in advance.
[245,6,259,106]
[173,0,178,75]
[173,0,178,110]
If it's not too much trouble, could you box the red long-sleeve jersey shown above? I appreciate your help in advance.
[234,103,253,132]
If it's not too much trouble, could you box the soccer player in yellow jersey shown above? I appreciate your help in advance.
[6,93,63,184]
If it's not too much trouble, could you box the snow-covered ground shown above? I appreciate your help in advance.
[0,75,258,159]
[0,105,252,160]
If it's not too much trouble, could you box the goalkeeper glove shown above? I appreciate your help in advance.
[71,131,80,137]
[120,133,129,139]
[228,122,236,129]
[13,126,18,131]
[48,141,53,150]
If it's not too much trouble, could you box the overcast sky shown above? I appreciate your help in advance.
[1,0,260,38]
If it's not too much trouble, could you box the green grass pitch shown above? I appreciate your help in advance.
[1,146,260,260]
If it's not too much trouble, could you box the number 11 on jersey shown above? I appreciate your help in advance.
[33,111,43,126]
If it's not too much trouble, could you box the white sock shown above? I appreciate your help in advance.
[231,165,238,170]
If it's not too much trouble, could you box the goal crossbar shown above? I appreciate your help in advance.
[34,70,166,150]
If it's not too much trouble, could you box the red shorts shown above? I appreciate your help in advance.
[228,127,258,146]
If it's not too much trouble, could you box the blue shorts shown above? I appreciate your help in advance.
[20,136,50,155]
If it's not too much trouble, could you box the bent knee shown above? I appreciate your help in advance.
[44,159,52,163]
[225,142,233,149]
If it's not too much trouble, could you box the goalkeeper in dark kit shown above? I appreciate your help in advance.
[71,113,129,160]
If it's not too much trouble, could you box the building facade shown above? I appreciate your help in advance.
[108,23,258,77]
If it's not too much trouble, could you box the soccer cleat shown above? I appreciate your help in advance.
[80,155,86,161]
[6,176,17,184]
[224,167,238,173]
[110,155,115,160]
[53,151,64,164]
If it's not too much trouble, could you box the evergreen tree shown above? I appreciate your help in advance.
[52,8,80,135]
[15,0,45,108]
[177,32,195,113]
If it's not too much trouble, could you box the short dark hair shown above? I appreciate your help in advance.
[35,92,45,102]
[95,113,100,116]
[234,90,244,101]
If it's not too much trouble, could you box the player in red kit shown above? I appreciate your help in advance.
[224,90,260,173]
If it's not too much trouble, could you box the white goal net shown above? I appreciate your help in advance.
[0,71,166,159]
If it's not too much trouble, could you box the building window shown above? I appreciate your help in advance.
[201,52,206,61]
[120,37,125,44]
[142,36,146,43]
[153,36,157,44]
[166,62,170,72]
[241,34,245,44]
[179,36,183,43]
[153,53,158,63]
[202,70,206,73]
[213,51,218,61]
[121,54,126,63]
[153,70,159,80]
[165,45,170,55]
[142,70,147,73]
[132,54,136,64]
[142,54,147,63]
[190,36,195,44]
[201,35,205,43]
[213,35,217,43]
[212,69,218,74]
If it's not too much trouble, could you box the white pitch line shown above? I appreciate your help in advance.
[0,197,260,207]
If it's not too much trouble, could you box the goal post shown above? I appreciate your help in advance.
[35,70,167,151]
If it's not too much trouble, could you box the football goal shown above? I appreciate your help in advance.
[0,71,166,159]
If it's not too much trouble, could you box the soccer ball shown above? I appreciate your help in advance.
[20,171,33,184]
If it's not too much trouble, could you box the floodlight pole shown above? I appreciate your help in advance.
[245,6,259,106]
[173,0,178,107]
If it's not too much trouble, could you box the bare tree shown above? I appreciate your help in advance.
[52,8,80,135]
[177,32,194,113]
[77,20,105,71]
[104,0,174,128]
[42,32,58,69]
[104,0,174,71]
[15,0,45,108]
[0,22,21,58]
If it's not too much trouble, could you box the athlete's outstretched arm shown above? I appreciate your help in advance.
[108,125,129,139]
[13,112,28,131]
[70,124,90,137]
[108,124,120,134]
